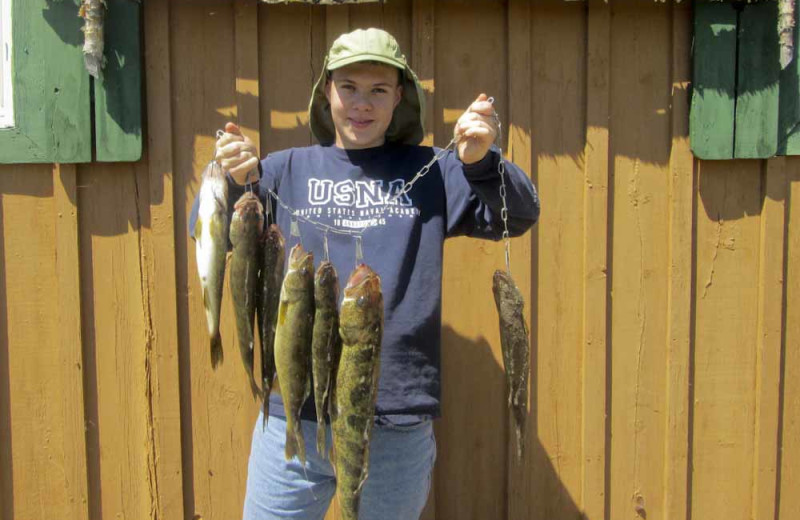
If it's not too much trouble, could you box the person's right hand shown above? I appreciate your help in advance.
[216,122,259,185]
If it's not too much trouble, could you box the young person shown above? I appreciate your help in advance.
[195,28,540,520]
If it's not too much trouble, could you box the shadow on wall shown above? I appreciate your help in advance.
[437,324,583,519]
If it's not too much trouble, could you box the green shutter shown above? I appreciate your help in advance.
[0,0,91,163]
[95,0,142,162]
[779,0,800,154]
[691,1,738,160]
[691,0,800,160]
[0,0,142,164]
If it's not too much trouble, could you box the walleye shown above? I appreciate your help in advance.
[311,261,340,458]
[259,223,285,427]
[229,191,264,398]
[330,264,383,520]
[194,161,229,368]
[492,269,529,461]
[274,244,315,463]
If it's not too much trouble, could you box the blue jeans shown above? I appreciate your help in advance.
[243,412,436,520]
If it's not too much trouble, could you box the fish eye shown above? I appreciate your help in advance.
[357,295,367,307]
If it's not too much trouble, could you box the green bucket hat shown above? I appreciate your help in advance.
[308,28,426,146]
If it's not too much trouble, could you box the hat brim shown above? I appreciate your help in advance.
[327,53,406,71]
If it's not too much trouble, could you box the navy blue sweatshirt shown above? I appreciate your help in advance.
[190,142,539,424]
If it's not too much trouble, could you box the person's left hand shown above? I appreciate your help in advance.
[454,93,498,164]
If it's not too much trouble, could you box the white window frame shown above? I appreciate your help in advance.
[0,0,13,129]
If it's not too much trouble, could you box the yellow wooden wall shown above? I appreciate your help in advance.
[1,0,799,519]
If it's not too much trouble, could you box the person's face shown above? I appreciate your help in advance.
[324,62,403,149]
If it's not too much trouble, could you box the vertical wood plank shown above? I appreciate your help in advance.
[326,4,350,49]
[779,157,800,520]
[53,163,90,520]
[171,2,257,519]
[506,1,532,519]
[0,174,6,520]
[260,4,323,152]
[235,0,261,143]
[142,0,186,519]
[527,2,586,520]
[662,2,694,520]
[609,3,672,519]
[583,1,611,518]
[1,167,88,519]
[735,1,780,159]
[692,160,762,520]
[412,0,435,146]
[436,1,508,519]
[79,162,154,520]
[752,158,786,520]
[411,3,436,517]
[690,1,737,160]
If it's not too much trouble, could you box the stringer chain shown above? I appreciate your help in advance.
[264,135,459,241]
[218,97,511,269]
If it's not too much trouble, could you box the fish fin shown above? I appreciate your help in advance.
[316,424,327,460]
[210,333,223,368]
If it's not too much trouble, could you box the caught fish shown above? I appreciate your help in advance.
[311,261,340,459]
[274,244,315,463]
[258,223,286,427]
[194,161,229,368]
[229,191,264,398]
[330,264,383,520]
[492,269,529,461]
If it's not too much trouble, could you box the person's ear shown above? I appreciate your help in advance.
[394,85,403,109]
[325,78,331,103]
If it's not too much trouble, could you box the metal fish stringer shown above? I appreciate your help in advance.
[290,215,303,248]
[354,235,364,267]
[486,97,512,276]
[486,96,529,462]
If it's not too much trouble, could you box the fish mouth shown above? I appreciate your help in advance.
[233,192,263,214]
[289,243,313,267]
[316,261,337,283]
[346,263,379,290]
[266,223,285,241]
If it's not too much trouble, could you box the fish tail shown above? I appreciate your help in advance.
[284,417,306,464]
[248,374,260,400]
[294,421,307,465]
[284,422,297,461]
[316,423,327,460]
[210,333,223,368]
[261,382,271,431]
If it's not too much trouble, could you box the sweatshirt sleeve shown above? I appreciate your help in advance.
[188,154,283,240]
[443,146,540,239]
